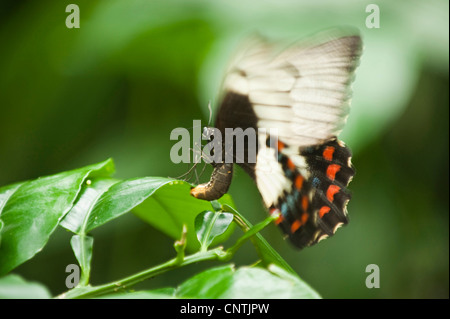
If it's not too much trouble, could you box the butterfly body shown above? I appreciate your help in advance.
[190,162,233,200]
[191,29,362,249]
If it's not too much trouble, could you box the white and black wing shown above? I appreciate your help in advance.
[221,28,362,147]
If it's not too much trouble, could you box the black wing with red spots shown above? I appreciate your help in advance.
[301,138,355,246]
[269,138,355,249]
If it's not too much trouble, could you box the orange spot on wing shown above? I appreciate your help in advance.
[319,206,331,218]
[301,213,309,224]
[277,140,285,151]
[295,175,304,190]
[291,213,310,233]
[326,164,341,181]
[301,195,309,212]
[291,220,302,233]
[275,215,284,225]
[323,146,335,161]
[286,158,296,171]
[326,185,341,202]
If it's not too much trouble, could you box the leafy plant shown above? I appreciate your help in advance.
[0,159,319,299]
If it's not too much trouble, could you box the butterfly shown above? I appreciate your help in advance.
[190,28,362,249]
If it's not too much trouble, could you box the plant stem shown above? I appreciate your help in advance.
[224,212,279,258]
[223,204,296,275]
[173,224,187,263]
[59,205,282,299]
[58,248,226,299]
[78,234,90,286]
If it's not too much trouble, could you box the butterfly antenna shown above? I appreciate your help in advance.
[178,142,209,183]
[173,162,199,180]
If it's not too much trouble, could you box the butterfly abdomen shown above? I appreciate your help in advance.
[190,163,234,201]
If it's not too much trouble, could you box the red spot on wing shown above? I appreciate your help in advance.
[286,158,296,171]
[301,195,309,212]
[277,140,285,151]
[295,175,304,190]
[326,164,341,181]
[319,206,331,218]
[326,185,341,202]
[291,212,310,233]
[323,146,335,161]
[301,213,309,224]
[291,220,302,233]
[275,215,284,225]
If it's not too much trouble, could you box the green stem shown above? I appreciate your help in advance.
[58,248,226,299]
[70,234,93,287]
[174,225,187,263]
[199,211,220,252]
[59,205,283,299]
[224,212,279,258]
[78,234,89,286]
[223,204,296,275]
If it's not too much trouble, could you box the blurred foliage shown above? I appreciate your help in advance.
[0,0,448,298]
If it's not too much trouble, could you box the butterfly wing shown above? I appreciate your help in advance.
[216,28,362,249]
[221,29,362,147]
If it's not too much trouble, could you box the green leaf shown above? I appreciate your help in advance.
[0,182,24,214]
[60,177,120,287]
[0,183,24,249]
[220,265,321,299]
[61,176,235,260]
[210,200,222,212]
[175,264,320,299]
[60,178,119,234]
[176,265,234,299]
[62,177,188,235]
[0,219,4,247]
[0,274,52,299]
[0,159,114,276]
[195,211,234,251]
[61,177,182,286]
[70,235,94,286]
[61,177,188,283]
[133,181,236,251]
[83,177,175,232]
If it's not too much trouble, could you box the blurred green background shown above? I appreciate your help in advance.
[0,0,448,298]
